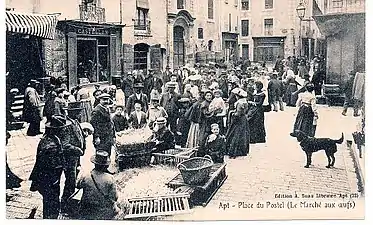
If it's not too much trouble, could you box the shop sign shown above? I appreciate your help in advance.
[76,27,110,35]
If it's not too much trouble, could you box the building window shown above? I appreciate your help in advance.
[241,0,249,10]
[242,44,249,59]
[229,14,232,32]
[331,0,343,8]
[177,0,184,9]
[265,0,273,9]
[208,0,214,19]
[208,40,213,51]
[135,8,148,30]
[241,20,249,37]
[198,28,204,39]
[264,18,273,35]
[134,43,149,70]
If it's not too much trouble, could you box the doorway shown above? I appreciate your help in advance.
[173,26,185,68]
[77,37,109,83]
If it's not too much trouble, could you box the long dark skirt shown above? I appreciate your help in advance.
[284,84,298,107]
[226,115,250,157]
[248,109,266,144]
[293,104,315,137]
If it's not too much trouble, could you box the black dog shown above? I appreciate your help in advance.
[294,130,344,168]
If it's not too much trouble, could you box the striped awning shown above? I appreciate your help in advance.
[6,11,59,39]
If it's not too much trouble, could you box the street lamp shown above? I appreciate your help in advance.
[296,2,306,57]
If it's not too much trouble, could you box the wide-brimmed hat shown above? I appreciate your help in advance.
[98,93,112,99]
[45,115,72,129]
[133,83,144,88]
[90,150,110,166]
[231,88,241,95]
[189,75,202,81]
[166,82,178,88]
[155,117,167,124]
[80,122,94,133]
[238,89,248,98]
[55,88,65,95]
[178,98,191,103]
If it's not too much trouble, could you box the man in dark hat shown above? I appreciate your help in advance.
[150,117,175,153]
[144,68,163,102]
[23,80,42,136]
[160,82,181,134]
[77,150,119,220]
[268,72,284,112]
[126,82,148,113]
[90,93,116,155]
[121,71,134,104]
[29,115,83,219]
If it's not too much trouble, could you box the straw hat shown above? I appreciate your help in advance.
[155,117,167,124]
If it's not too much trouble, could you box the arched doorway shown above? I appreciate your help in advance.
[134,43,149,70]
[173,26,185,68]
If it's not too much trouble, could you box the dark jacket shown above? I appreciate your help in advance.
[151,127,175,152]
[90,104,115,147]
[160,92,181,117]
[29,133,81,191]
[201,134,226,163]
[126,93,149,113]
[121,77,134,97]
[128,111,147,129]
[112,114,128,132]
[144,75,163,95]
[268,78,284,101]
[64,117,86,168]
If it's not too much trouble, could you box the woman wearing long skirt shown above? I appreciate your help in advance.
[76,85,93,123]
[247,81,267,144]
[283,67,301,107]
[198,90,216,148]
[226,89,250,158]
[291,83,318,137]
[185,95,204,148]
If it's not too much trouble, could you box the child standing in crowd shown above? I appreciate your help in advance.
[111,105,128,133]
[147,96,168,129]
[128,102,147,129]
[201,124,226,163]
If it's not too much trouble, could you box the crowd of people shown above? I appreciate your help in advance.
[5,54,365,220]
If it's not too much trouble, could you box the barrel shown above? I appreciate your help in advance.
[196,51,207,65]
[206,51,216,63]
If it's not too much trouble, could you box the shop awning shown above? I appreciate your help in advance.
[136,0,149,9]
[6,11,59,39]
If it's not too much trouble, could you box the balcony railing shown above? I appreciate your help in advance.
[324,0,365,14]
[134,19,151,36]
[79,4,106,23]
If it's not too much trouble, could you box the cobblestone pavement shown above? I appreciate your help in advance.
[169,106,364,220]
[5,105,364,220]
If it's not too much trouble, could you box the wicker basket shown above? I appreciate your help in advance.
[152,148,197,167]
[177,155,214,185]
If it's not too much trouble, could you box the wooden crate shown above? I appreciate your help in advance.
[124,193,192,219]
[166,163,227,207]
[152,148,197,167]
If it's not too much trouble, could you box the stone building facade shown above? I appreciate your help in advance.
[237,0,323,65]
